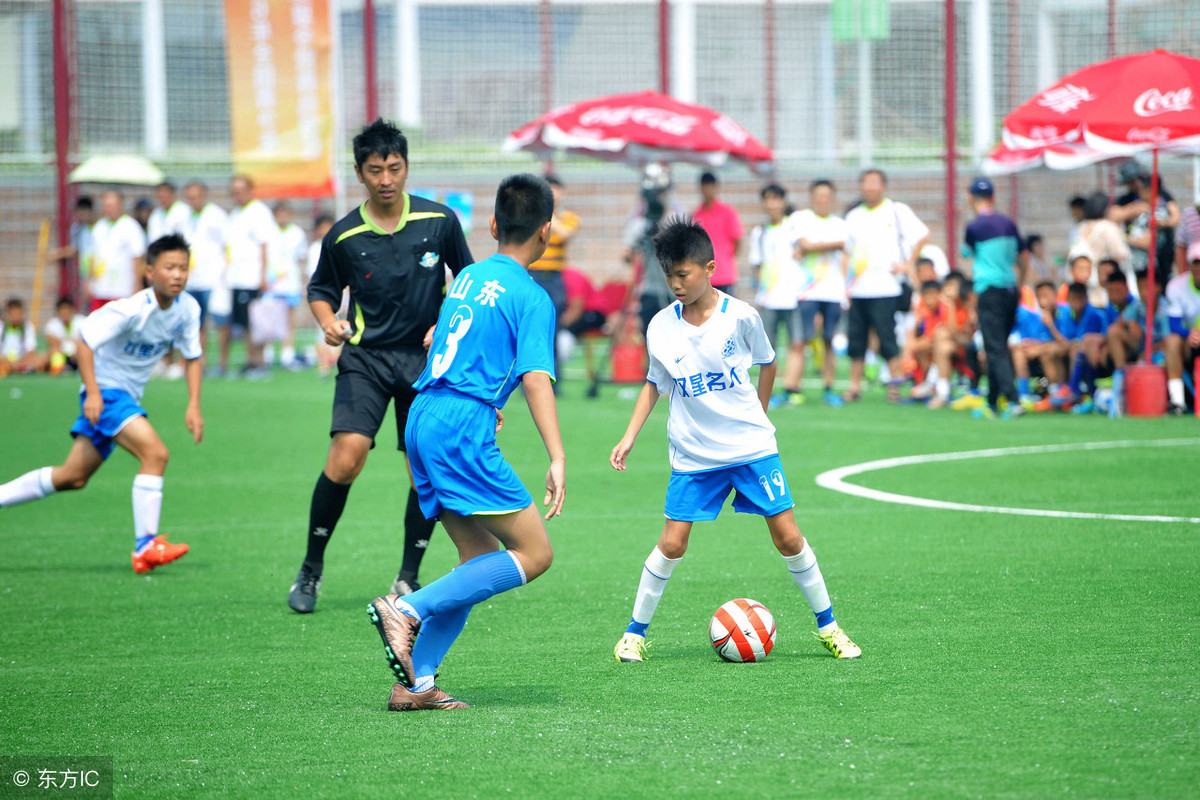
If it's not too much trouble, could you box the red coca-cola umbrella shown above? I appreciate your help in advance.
[981,140,1113,176]
[1003,50,1200,363]
[502,90,773,171]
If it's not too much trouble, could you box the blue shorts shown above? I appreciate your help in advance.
[69,388,146,460]
[664,454,795,522]
[405,390,532,519]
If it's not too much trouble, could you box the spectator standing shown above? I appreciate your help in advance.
[221,175,276,377]
[748,184,805,407]
[842,168,929,402]
[147,182,190,243]
[1173,199,1200,275]
[692,172,744,295]
[1074,191,1131,306]
[180,181,228,354]
[87,191,147,313]
[527,175,580,384]
[794,179,849,406]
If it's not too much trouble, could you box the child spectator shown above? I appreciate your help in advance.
[748,184,805,407]
[903,280,947,396]
[1109,270,1170,417]
[1043,282,1106,409]
[1011,281,1065,402]
[1057,251,1095,304]
[1,298,47,376]
[44,297,86,375]
[1164,242,1200,414]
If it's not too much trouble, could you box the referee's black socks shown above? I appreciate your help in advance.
[398,488,436,582]
[304,471,352,571]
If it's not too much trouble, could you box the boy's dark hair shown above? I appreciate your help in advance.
[859,168,887,185]
[915,256,935,268]
[1107,267,1128,285]
[920,280,942,294]
[147,233,191,265]
[1026,233,1042,249]
[699,172,718,186]
[943,270,969,300]
[545,174,563,188]
[314,213,335,229]
[1068,195,1086,210]
[5,296,23,310]
[1067,282,1089,299]
[75,196,94,211]
[653,216,715,275]
[353,118,408,169]
[1098,258,1119,272]
[1134,269,1160,293]
[760,183,786,200]
[1082,191,1110,221]
[495,174,554,245]
[156,181,176,193]
[810,179,834,192]
[56,296,75,309]
[1034,280,1057,294]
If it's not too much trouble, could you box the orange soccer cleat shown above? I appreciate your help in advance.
[132,535,190,574]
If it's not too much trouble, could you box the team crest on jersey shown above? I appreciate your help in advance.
[420,251,440,269]
[722,336,736,359]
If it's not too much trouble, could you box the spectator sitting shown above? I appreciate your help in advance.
[43,297,85,375]
[1109,270,1170,416]
[1041,282,1107,409]
[1011,281,1065,403]
[1068,268,1136,414]
[1025,233,1054,285]
[1,297,48,377]
[1057,251,1094,303]
[903,280,947,394]
[1164,242,1200,414]
[926,271,976,408]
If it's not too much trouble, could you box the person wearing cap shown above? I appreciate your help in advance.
[1163,241,1200,414]
[961,177,1029,417]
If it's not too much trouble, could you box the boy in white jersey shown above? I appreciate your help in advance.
[610,218,860,663]
[0,234,203,573]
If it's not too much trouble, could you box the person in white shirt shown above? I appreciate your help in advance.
[748,184,806,408]
[262,202,309,368]
[220,174,276,376]
[842,169,930,402]
[43,297,86,374]
[609,217,861,664]
[307,213,343,376]
[147,182,190,243]
[794,179,851,407]
[0,234,203,574]
[1,297,47,376]
[87,190,147,313]
[181,181,228,343]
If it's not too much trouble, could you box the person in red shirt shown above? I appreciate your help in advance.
[692,172,744,295]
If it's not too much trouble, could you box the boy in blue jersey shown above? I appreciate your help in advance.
[1010,281,1065,402]
[0,235,202,572]
[610,217,860,664]
[1042,282,1107,410]
[368,174,564,711]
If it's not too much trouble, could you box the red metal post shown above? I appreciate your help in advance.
[659,0,670,95]
[1145,149,1159,362]
[945,0,957,268]
[53,0,75,301]
[764,0,777,156]
[364,0,378,122]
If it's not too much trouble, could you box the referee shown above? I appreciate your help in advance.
[288,119,473,613]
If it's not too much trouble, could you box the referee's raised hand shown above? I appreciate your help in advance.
[322,318,353,347]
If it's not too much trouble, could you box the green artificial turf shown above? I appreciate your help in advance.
[0,369,1197,798]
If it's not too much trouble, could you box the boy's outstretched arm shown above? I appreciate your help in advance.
[184,357,204,444]
[610,382,660,471]
[522,371,566,519]
[757,361,778,412]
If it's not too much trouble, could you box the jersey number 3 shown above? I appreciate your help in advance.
[430,305,473,379]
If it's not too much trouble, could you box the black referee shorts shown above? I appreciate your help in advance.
[331,345,427,450]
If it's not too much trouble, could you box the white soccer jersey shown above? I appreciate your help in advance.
[844,199,928,299]
[226,199,276,290]
[793,209,849,304]
[80,289,202,401]
[749,215,803,311]
[646,293,778,473]
[90,215,147,300]
[268,222,308,296]
[183,203,228,292]
[147,200,189,242]
[43,314,85,358]
[1166,272,1200,329]
[1,321,36,361]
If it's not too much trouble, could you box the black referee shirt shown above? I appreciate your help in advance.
[308,194,473,349]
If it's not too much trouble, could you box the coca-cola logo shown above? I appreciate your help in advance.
[578,106,698,137]
[1133,88,1193,117]
[1125,126,1172,144]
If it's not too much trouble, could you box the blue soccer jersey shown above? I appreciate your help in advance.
[1013,305,1052,342]
[414,254,556,407]
[1055,303,1106,341]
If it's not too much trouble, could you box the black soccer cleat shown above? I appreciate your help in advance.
[288,564,322,614]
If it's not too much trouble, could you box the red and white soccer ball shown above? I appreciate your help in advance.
[709,598,776,662]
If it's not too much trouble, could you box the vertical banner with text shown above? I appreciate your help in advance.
[225,0,333,197]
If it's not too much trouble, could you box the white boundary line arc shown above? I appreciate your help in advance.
[814,438,1200,524]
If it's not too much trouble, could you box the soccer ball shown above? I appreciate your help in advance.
[709,598,776,662]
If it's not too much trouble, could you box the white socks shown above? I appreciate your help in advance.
[630,547,682,632]
[782,545,836,632]
[132,474,164,549]
[1169,378,1185,407]
[935,378,951,400]
[0,467,56,507]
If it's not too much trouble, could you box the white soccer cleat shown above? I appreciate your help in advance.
[814,626,862,659]
[613,632,647,663]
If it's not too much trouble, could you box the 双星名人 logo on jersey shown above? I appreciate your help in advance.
[420,251,440,269]
[1133,88,1193,118]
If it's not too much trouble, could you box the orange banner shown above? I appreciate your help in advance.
[225,0,334,198]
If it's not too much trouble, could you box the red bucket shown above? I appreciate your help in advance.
[1125,364,1167,417]
[610,343,646,384]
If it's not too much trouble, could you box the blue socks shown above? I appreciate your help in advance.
[1016,376,1030,396]
[1069,354,1094,396]
[412,605,471,690]
[399,550,526,621]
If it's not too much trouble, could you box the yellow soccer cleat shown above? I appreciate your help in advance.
[614,632,647,663]
[814,626,862,659]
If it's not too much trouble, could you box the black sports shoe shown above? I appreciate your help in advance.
[1167,403,1187,416]
[288,564,322,613]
